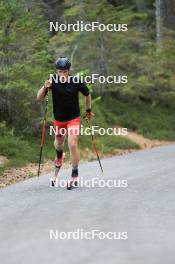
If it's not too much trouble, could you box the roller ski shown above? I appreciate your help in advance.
[50,166,60,187]
[67,169,79,190]
[50,155,63,187]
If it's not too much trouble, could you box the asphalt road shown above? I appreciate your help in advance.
[0,145,175,264]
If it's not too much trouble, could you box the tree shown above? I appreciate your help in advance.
[0,0,52,134]
[162,0,175,30]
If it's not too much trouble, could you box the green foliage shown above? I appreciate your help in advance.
[0,0,52,134]
[0,0,175,174]
[49,0,175,108]
[103,97,175,140]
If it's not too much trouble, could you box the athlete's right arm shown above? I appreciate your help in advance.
[36,80,52,102]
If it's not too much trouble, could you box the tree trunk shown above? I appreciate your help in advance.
[135,0,146,12]
[155,0,163,48]
[162,0,175,30]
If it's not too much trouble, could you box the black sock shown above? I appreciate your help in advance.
[71,167,78,177]
[56,149,63,159]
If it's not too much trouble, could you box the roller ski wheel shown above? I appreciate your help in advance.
[50,166,61,187]
[66,176,79,190]
[50,177,58,187]
[67,180,73,190]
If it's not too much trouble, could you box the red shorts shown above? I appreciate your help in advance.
[53,117,80,138]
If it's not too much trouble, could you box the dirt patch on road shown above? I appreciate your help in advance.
[0,156,9,166]
[0,159,71,188]
[126,130,174,149]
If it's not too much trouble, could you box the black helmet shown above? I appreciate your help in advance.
[55,56,71,70]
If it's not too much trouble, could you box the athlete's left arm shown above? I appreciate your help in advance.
[85,94,91,110]
[78,82,94,119]
[85,94,94,119]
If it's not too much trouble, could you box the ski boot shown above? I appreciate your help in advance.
[67,169,79,190]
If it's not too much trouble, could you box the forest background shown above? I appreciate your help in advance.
[0,0,175,175]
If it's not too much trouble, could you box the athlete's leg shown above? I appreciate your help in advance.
[68,134,79,169]
[54,134,65,164]
[67,134,79,189]
[51,134,66,185]
[53,119,67,166]
[67,118,80,188]
[67,117,80,169]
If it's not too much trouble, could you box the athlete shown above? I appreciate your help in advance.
[37,57,93,189]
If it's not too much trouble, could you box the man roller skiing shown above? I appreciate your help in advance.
[37,57,93,189]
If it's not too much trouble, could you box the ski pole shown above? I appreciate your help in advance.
[37,92,49,177]
[85,117,103,173]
